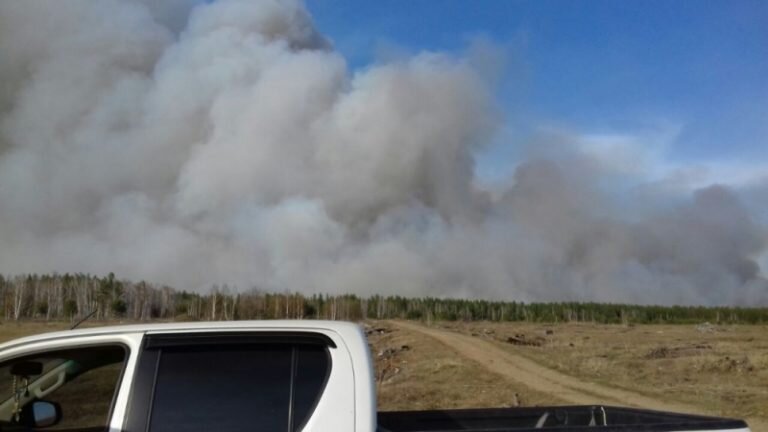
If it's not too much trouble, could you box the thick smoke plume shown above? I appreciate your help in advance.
[1,0,766,305]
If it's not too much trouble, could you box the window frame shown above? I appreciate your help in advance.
[290,344,332,432]
[0,342,130,431]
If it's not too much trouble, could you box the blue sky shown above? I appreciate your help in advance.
[307,0,768,182]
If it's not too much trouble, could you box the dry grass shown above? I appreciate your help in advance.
[433,321,768,423]
[365,321,565,411]
[50,363,123,429]
[0,321,72,343]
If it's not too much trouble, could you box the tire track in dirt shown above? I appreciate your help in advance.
[392,320,764,431]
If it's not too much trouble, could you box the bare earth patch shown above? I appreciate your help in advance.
[365,321,565,411]
[383,320,767,430]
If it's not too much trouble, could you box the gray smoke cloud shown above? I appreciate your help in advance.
[1,0,766,305]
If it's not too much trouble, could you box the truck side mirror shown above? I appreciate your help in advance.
[21,401,62,428]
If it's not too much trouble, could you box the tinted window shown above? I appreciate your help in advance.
[148,343,330,432]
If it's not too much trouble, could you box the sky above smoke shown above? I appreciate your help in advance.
[1,0,766,305]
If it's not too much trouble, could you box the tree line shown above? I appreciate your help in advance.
[1,273,767,324]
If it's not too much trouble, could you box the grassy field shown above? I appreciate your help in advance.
[365,321,566,410]
[368,320,768,427]
[0,321,74,343]
[0,320,765,427]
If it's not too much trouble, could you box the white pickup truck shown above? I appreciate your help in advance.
[0,320,751,432]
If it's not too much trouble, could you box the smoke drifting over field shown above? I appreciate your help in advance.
[1,0,766,305]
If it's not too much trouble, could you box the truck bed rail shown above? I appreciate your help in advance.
[377,406,749,432]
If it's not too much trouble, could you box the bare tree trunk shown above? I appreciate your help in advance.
[211,290,218,321]
[231,294,239,320]
[12,276,25,321]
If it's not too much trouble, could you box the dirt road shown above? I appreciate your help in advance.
[392,320,764,430]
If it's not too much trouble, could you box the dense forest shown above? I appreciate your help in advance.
[1,273,767,324]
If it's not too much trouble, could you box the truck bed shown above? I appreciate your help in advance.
[377,406,749,432]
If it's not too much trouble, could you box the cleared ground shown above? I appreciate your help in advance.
[366,321,565,410]
[368,320,768,430]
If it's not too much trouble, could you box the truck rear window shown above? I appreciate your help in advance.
[147,343,330,432]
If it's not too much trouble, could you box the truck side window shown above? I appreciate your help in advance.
[0,345,127,431]
[147,343,330,432]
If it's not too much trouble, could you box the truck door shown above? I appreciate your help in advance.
[123,333,334,432]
